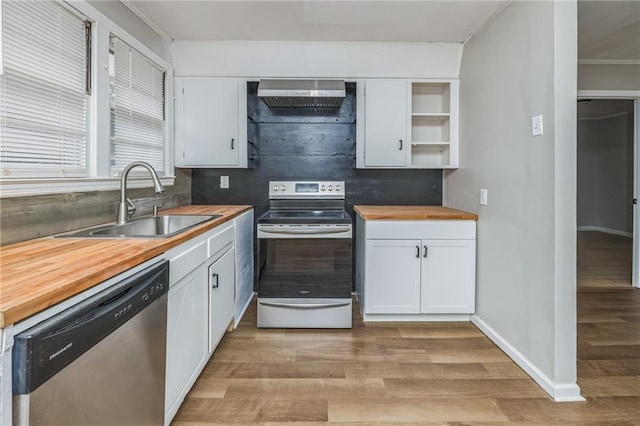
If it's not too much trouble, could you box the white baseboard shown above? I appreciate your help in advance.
[471,315,585,402]
[233,292,255,329]
[577,226,632,238]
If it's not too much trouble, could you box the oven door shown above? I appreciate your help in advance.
[257,225,352,299]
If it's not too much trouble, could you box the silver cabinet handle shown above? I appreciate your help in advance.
[211,273,219,289]
[416,245,420,258]
[399,139,403,150]
[423,245,428,258]
[231,138,235,150]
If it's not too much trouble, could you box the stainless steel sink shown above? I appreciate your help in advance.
[58,215,222,238]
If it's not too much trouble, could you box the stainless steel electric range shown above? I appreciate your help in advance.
[257,181,352,328]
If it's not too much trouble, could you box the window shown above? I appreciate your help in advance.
[0,0,173,197]
[1,0,90,178]
[109,35,165,176]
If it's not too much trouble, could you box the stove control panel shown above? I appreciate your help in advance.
[269,181,345,199]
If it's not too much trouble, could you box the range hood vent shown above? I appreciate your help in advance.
[257,79,346,108]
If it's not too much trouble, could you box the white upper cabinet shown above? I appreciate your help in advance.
[357,79,459,169]
[175,78,248,168]
[363,80,407,167]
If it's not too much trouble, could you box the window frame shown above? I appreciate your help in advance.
[0,0,174,198]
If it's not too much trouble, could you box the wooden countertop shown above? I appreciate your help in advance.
[0,205,252,328]
[354,205,478,221]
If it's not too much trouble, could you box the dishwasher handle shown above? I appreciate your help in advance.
[12,260,169,395]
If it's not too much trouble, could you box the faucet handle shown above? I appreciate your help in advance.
[126,198,136,216]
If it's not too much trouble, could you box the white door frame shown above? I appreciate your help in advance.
[635,98,639,289]
[578,90,640,288]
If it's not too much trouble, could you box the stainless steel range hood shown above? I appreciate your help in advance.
[257,79,346,108]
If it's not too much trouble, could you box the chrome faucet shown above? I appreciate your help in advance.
[117,161,165,224]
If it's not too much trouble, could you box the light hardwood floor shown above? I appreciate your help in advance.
[172,234,640,424]
[578,231,632,289]
[172,296,640,424]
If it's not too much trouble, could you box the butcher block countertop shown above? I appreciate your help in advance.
[0,205,252,328]
[354,205,479,221]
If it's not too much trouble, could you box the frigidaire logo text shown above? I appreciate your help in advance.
[49,342,73,360]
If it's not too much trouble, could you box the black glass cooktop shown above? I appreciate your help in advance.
[258,210,352,225]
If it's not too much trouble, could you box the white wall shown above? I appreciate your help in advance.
[577,120,599,226]
[578,64,640,92]
[171,41,462,78]
[87,0,170,61]
[578,112,634,235]
[444,0,580,400]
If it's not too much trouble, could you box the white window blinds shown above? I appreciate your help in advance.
[109,35,165,176]
[1,0,89,178]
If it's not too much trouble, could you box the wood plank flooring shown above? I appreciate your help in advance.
[171,291,640,424]
[172,231,639,424]
[578,231,632,289]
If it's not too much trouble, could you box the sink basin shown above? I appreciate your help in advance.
[59,215,222,238]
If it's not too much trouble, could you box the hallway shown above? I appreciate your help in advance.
[578,231,632,289]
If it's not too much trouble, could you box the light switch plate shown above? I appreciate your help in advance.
[220,176,229,189]
[480,188,488,206]
[531,115,543,137]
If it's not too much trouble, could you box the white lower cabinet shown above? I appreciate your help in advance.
[357,218,476,320]
[164,220,239,425]
[166,266,208,419]
[420,239,475,314]
[365,239,421,314]
[208,248,235,353]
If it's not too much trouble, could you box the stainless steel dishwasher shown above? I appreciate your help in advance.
[12,260,169,426]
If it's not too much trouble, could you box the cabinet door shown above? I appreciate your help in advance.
[208,248,235,353]
[178,78,240,167]
[166,267,208,417]
[421,239,476,314]
[364,80,407,167]
[365,239,421,313]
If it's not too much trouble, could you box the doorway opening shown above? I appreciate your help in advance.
[577,99,636,289]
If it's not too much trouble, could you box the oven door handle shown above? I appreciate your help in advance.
[259,228,351,235]
[259,301,351,309]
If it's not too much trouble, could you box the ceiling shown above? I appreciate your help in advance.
[577,99,635,119]
[578,1,640,61]
[127,0,509,43]
[126,1,640,61]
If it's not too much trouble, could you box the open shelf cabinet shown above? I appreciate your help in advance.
[410,81,457,168]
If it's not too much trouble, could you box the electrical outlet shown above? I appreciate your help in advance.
[531,115,543,137]
[480,188,488,206]
[220,176,229,189]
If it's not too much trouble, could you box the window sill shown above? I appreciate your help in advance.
[0,176,176,198]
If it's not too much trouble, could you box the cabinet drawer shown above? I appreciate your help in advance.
[366,220,475,240]
[169,241,207,284]
[208,224,234,260]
